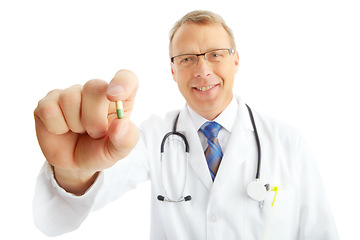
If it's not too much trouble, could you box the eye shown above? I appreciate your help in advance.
[181,57,192,63]
[207,50,227,62]
[178,55,196,65]
[210,51,225,58]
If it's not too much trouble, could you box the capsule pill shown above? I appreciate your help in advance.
[115,100,125,119]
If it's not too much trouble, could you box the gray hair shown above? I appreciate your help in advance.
[169,10,236,57]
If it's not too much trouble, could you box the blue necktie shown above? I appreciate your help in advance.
[201,121,223,181]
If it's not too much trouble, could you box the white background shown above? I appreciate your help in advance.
[1,0,359,239]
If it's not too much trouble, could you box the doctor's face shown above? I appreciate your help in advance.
[171,23,239,120]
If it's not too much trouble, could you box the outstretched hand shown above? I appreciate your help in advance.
[34,70,139,195]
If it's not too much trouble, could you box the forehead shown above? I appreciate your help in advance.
[171,23,231,56]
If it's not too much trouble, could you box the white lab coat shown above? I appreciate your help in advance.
[33,97,339,239]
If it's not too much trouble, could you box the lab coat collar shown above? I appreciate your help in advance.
[176,96,255,191]
[186,97,238,133]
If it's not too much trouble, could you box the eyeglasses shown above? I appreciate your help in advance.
[171,48,235,68]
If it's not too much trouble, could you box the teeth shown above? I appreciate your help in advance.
[196,85,215,91]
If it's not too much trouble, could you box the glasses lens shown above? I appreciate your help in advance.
[205,49,229,62]
[172,49,232,67]
[174,55,197,67]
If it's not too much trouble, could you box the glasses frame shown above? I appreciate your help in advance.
[170,48,235,64]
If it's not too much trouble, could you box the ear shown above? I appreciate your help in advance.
[171,62,177,82]
[233,50,240,74]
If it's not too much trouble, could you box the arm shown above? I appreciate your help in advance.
[297,138,339,239]
[33,162,104,236]
[33,70,142,235]
[33,141,150,236]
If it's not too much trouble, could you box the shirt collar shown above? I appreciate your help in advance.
[186,97,238,133]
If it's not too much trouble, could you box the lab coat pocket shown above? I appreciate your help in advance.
[261,188,297,239]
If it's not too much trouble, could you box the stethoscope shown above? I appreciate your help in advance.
[157,104,269,207]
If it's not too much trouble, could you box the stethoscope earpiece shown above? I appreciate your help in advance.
[157,194,192,202]
[157,195,165,201]
[184,195,192,201]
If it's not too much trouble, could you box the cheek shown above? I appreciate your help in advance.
[176,78,189,94]
[216,65,236,86]
[174,71,190,87]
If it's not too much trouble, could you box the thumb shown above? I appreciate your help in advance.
[107,117,139,161]
[106,69,139,118]
[105,69,139,161]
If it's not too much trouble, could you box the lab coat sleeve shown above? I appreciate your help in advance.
[33,162,104,236]
[33,134,150,237]
[297,137,339,239]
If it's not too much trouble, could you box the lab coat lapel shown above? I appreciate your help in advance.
[176,107,213,191]
[213,99,255,186]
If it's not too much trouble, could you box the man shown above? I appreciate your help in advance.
[34,10,338,239]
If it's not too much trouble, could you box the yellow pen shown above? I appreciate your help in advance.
[272,186,278,207]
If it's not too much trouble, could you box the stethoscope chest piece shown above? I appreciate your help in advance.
[247,179,267,201]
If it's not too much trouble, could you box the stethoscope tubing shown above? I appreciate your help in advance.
[159,129,190,202]
[158,150,191,202]
[158,104,262,202]
[245,104,262,180]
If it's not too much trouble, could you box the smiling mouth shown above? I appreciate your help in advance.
[195,84,218,92]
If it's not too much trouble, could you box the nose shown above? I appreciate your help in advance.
[194,55,213,78]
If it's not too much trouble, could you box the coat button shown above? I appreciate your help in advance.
[208,214,218,223]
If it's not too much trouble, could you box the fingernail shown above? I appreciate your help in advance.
[107,84,124,96]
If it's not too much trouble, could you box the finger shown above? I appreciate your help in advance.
[81,79,109,139]
[34,89,69,135]
[106,69,139,118]
[34,114,79,168]
[58,84,86,133]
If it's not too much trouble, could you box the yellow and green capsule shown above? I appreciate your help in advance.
[115,100,125,119]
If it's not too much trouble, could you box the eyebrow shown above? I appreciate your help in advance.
[172,47,225,57]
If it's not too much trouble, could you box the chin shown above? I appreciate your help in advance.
[189,98,222,117]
